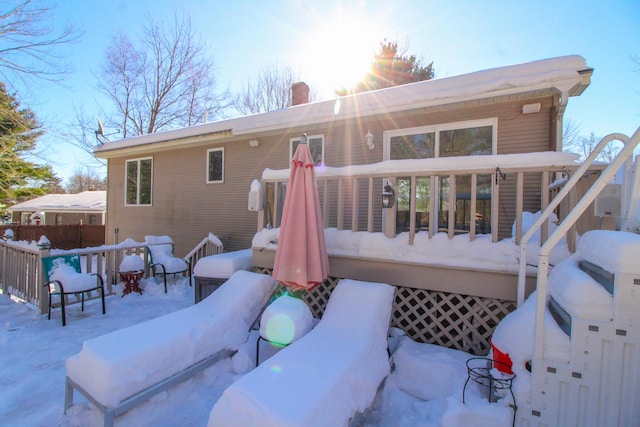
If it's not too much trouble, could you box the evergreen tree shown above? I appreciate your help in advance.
[0,82,54,206]
[337,40,434,95]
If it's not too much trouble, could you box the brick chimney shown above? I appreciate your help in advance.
[291,81,309,106]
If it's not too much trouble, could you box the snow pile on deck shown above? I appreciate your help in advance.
[490,291,571,404]
[208,279,394,427]
[386,337,514,426]
[578,230,640,273]
[65,271,276,407]
[120,254,144,272]
[145,235,188,273]
[549,255,613,321]
[193,249,253,278]
[49,259,98,292]
[253,218,573,272]
[259,295,313,345]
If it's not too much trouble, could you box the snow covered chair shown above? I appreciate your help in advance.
[64,270,277,427]
[42,254,105,326]
[145,235,191,292]
[208,278,395,427]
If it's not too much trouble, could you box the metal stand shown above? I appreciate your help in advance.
[463,357,517,427]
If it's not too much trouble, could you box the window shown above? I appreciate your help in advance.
[290,134,324,165]
[125,157,153,206]
[88,215,97,225]
[55,213,63,225]
[384,119,496,235]
[207,148,224,183]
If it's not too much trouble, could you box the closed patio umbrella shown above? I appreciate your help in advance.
[272,135,329,292]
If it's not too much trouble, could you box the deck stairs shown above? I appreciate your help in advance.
[516,237,640,426]
[514,127,640,427]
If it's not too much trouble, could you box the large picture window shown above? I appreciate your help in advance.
[207,148,224,183]
[290,134,324,165]
[384,119,496,235]
[125,157,153,206]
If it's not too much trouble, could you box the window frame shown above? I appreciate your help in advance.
[382,118,498,160]
[206,147,225,184]
[289,134,325,165]
[124,157,153,206]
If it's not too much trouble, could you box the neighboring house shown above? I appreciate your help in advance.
[8,191,106,225]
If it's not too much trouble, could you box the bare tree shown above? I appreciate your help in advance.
[233,64,316,115]
[65,168,106,193]
[0,0,81,87]
[97,11,228,138]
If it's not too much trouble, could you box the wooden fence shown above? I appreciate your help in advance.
[0,224,105,249]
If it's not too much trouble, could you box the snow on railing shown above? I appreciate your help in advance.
[259,152,582,246]
[184,233,224,269]
[0,238,148,313]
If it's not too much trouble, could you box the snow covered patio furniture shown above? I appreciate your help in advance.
[208,278,395,427]
[64,270,277,427]
[145,235,191,293]
[193,248,253,303]
[41,254,105,326]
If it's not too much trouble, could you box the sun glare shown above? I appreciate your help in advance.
[297,16,380,97]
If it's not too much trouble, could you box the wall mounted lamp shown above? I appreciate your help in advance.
[364,130,374,150]
[249,139,261,148]
[382,183,395,208]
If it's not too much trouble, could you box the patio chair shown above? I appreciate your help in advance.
[64,270,277,427]
[145,235,191,292]
[208,278,396,427]
[42,254,106,326]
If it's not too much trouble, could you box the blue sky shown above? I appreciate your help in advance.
[15,0,640,183]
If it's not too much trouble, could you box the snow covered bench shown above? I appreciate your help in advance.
[208,278,395,427]
[193,248,253,303]
[64,270,277,427]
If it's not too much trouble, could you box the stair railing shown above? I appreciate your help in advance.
[516,127,640,365]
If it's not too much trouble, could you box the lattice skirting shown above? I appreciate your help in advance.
[253,268,516,355]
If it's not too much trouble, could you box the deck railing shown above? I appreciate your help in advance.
[184,233,224,269]
[259,152,592,247]
[0,240,148,314]
[0,233,225,314]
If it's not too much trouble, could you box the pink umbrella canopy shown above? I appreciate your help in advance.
[272,136,329,292]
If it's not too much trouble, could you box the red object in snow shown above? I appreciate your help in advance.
[491,342,514,374]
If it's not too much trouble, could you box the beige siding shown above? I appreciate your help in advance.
[106,95,557,256]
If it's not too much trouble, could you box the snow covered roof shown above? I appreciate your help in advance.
[8,191,106,212]
[94,55,592,158]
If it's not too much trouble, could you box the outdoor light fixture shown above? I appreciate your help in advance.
[365,130,374,150]
[300,133,308,144]
[381,183,395,208]
[522,103,541,114]
[249,139,261,148]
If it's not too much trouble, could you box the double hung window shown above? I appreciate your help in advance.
[125,157,153,206]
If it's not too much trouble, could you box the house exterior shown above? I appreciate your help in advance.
[8,191,106,225]
[95,55,603,353]
[95,55,592,255]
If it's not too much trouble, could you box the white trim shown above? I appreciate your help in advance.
[206,147,225,184]
[383,118,498,161]
[124,156,153,206]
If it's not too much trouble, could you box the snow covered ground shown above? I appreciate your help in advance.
[1,276,513,427]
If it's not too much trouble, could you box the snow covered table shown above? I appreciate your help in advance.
[208,279,395,427]
[193,248,253,303]
[64,270,277,427]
